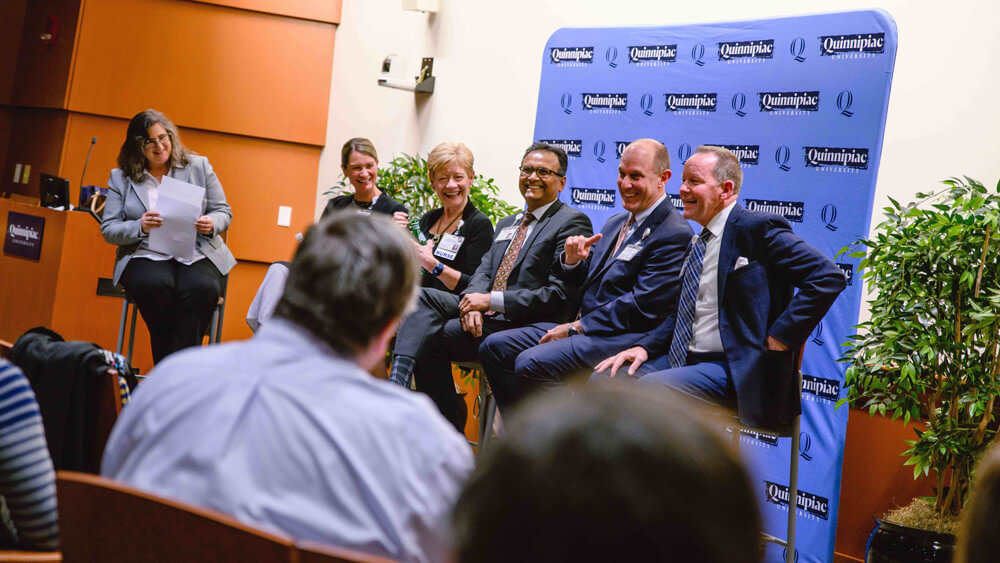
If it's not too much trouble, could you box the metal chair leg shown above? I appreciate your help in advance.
[116,299,129,355]
[126,302,138,365]
[786,414,801,563]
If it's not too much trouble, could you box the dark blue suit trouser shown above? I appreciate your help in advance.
[480,325,637,413]
[589,352,736,412]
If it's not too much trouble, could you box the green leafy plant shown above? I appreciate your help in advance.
[325,153,519,225]
[838,177,1000,520]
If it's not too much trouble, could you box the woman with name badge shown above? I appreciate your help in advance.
[322,137,409,227]
[101,109,236,365]
[412,142,494,294]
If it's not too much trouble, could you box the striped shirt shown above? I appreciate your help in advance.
[0,360,59,550]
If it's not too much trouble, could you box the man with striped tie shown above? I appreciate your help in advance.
[480,139,692,414]
[595,145,845,431]
[388,142,592,430]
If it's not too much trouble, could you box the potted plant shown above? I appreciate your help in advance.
[837,177,1000,561]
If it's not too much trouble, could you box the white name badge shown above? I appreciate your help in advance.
[616,243,642,262]
[356,209,372,216]
[496,226,518,242]
[434,234,464,261]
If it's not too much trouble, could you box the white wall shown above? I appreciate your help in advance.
[319,0,1000,223]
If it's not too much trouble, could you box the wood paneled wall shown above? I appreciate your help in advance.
[1,0,341,356]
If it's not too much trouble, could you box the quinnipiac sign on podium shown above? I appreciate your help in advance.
[4,211,45,261]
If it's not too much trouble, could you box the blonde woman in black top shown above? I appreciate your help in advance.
[414,142,494,294]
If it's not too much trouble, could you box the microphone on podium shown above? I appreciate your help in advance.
[80,136,97,193]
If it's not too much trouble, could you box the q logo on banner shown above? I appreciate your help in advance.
[691,43,706,67]
[800,432,814,462]
[560,93,573,115]
[640,93,654,116]
[775,145,791,171]
[594,140,607,163]
[811,322,824,346]
[731,92,747,117]
[837,89,855,117]
[790,37,807,62]
[606,46,618,68]
[821,203,839,231]
[678,143,693,164]
[783,547,800,563]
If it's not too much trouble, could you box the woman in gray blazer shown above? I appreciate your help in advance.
[101,109,236,364]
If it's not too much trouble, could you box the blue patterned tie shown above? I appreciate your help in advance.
[667,228,713,369]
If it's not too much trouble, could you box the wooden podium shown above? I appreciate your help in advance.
[0,198,155,372]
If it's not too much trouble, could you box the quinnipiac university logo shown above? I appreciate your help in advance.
[820,33,885,57]
[665,93,717,113]
[740,428,778,448]
[550,46,594,64]
[765,482,830,521]
[571,187,617,208]
[836,262,855,285]
[802,373,841,404]
[718,39,774,62]
[759,91,820,114]
[615,141,630,160]
[628,44,677,65]
[744,199,804,223]
[667,193,683,212]
[805,147,870,172]
[707,144,759,166]
[537,139,582,158]
[582,93,628,113]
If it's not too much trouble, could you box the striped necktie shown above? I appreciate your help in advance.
[610,214,636,258]
[667,228,713,369]
[492,213,536,291]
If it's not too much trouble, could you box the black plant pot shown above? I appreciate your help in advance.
[866,518,955,562]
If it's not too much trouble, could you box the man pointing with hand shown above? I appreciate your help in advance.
[480,139,693,412]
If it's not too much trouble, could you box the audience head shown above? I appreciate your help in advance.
[118,109,191,182]
[957,443,1000,563]
[518,142,568,212]
[679,145,742,227]
[452,385,762,563]
[274,211,418,366]
[340,137,380,195]
[427,142,475,211]
[618,139,672,214]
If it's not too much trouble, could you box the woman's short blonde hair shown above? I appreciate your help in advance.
[427,142,475,179]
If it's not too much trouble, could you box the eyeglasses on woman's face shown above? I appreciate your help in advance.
[143,133,170,148]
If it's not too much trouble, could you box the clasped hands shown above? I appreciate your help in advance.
[140,211,213,235]
[458,293,492,338]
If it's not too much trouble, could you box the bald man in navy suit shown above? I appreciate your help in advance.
[596,145,845,430]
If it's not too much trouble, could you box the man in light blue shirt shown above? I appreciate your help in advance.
[102,211,474,563]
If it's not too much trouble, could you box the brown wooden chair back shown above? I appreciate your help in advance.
[0,550,61,561]
[56,471,295,562]
[87,369,123,473]
[295,541,398,563]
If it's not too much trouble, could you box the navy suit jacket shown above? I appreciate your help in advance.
[464,200,593,325]
[560,199,692,357]
[637,203,846,429]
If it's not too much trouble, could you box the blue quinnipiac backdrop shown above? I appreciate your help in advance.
[533,10,896,562]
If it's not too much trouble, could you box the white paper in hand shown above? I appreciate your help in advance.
[148,176,205,261]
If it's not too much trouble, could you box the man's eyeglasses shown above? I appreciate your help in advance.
[143,134,170,148]
[518,166,563,179]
